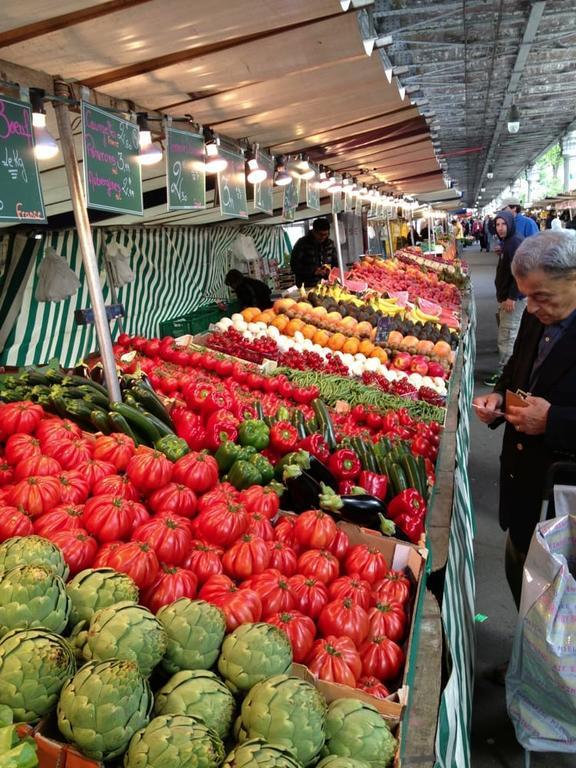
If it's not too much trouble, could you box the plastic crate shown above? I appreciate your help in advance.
[188,306,221,334]
[159,315,192,337]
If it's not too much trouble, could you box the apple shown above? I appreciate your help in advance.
[427,361,448,379]
[392,351,412,371]
[410,355,429,376]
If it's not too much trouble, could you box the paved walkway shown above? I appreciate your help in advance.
[467,246,575,767]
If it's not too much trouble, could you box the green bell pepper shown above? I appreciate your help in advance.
[236,445,258,462]
[249,453,274,484]
[215,440,242,472]
[228,459,263,490]
[238,419,270,451]
[154,434,190,462]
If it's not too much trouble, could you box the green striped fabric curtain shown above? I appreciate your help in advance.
[0,224,288,368]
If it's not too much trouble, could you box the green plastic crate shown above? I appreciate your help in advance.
[188,306,221,334]
[159,315,192,338]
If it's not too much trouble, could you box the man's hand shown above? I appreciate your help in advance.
[473,393,504,424]
[502,299,516,313]
[506,396,551,435]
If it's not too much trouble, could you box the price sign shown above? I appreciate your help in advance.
[82,102,143,216]
[167,127,205,211]
[218,147,248,219]
[253,149,274,215]
[0,96,46,223]
[306,165,320,210]
[375,315,394,344]
[282,176,300,220]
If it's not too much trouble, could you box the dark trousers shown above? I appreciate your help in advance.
[504,533,528,610]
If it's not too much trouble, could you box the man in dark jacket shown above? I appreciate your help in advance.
[290,218,338,287]
[483,209,526,386]
[224,269,271,310]
[474,231,576,611]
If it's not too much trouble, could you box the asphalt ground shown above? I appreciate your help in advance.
[466,245,575,767]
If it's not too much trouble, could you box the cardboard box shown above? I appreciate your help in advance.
[34,716,102,768]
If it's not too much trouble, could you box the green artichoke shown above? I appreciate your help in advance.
[323,699,397,768]
[57,659,153,761]
[156,599,226,675]
[223,738,304,767]
[79,602,166,677]
[316,757,371,768]
[124,713,225,768]
[240,675,326,766]
[66,568,139,627]
[154,669,235,740]
[0,628,76,722]
[0,565,70,636]
[218,623,292,694]
[0,535,68,580]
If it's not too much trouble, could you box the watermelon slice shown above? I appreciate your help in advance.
[387,291,409,307]
[418,298,442,317]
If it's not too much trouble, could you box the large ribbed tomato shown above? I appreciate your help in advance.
[92,473,140,501]
[306,635,362,687]
[197,484,239,513]
[372,571,412,606]
[41,436,92,470]
[274,515,301,554]
[294,509,337,550]
[367,600,406,642]
[6,476,61,517]
[75,459,117,490]
[318,597,370,647]
[326,528,350,561]
[35,418,81,442]
[141,565,198,613]
[267,610,316,663]
[266,541,298,576]
[198,574,262,631]
[222,534,271,580]
[4,434,41,465]
[172,452,218,494]
[357,676,390,700]
[240,485,280,519]
[82,495,136,542]
[0,464,14,488]
[48,529,98,577]
[34,504,85,537]
[246,512,274,541]
[359,635,404,682]
[297,549,339,585]
[0,506,33,540]
[328,574,372,611]
[14,455,61,481]
[147,482,197,517]
[92,433,136,470]
[288,574,329,620]
[55,471,91,505]
[195,500,249,547]
[133,513,194,566]
[241,569,296,618]
[97,541,160,589]
[345,544,389,584]
[126,447,173,493]
[0,401,43,438]
[183,540,223,582]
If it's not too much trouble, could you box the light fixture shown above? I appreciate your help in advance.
[204,129,228,173]
[295,157,315,180]
[246,157,267,184]
[507,104,520,134]
[363,34,393,57]
[486,165,494,179]
[340,0,375,10]
[273,156,292,186]
[136,114,163,166]
[319,170,333,190]
[29,89,59,160]
[328,174,342,193]
[481,186,486,192]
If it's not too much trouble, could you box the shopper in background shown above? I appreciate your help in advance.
[483,209,525,386]
[451,218,464,239]
[551,215,563,231]
[473,230,576,626]
[225,269,272,310]
[501,198,539,237]
[480,215,492,252]
[290,217,338,288]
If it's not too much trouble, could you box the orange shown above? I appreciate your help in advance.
[274,298,296,314]
[285,319,304,337]
[313,330,330,347]
[296,301,313,316]
[242,307,260,322]
[328,333,346,351]
[302,324,318,340]
[272,315,290,331]
[370,347,389,364]
[358,339,375,356]
[342,337,360,355]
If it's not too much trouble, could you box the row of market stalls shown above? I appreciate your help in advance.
[0,2,476,766]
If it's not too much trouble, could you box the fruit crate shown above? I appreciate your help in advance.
[158,314,192,338]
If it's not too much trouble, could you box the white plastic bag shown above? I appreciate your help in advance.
[104,241,135,287]
[506,514,576,753]
[231,234,260,263]
[34,246,80,302]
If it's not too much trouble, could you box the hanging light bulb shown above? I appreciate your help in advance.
[203,129,228,173]
[319,170,333,190]
[246,151,267,184]
[486,165,494,179]
[507,104,520,134]
[328,174,342,193]
[273,156,292,186]
[295,157,315,180]
[136,114,163,166]
[30,89,59,160]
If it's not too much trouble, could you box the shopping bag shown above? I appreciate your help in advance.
[506,514,576,753]
[104,241,135,287]
[34,246,81,302]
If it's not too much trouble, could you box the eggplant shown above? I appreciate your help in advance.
[282,465,322,513]
[306,456,339,491]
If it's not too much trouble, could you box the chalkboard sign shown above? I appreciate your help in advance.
[253,150,274,216]
[167,127,206,211]
[306,165,320,211]
[82,101,143,216]
[375,315,394,344]
[218,147,248,219]
[0,96,46,223]
[282,176,300,220]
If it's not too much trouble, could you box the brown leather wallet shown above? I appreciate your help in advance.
[505,389,530,414]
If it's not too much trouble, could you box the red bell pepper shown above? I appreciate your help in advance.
[327,448,361,482]
[394,511,425,544]
[365,411,383,431]
[292,385,320,404]
[350,404,368,424]
[204,420,238,452]
[184,381,215,411]
[297,434,330,464]
[357,471,388,501]
[269,421,299,455]
[338,481,366,495]
[202,389,234,417]
[388,489,426,523]
[175,414,208,451]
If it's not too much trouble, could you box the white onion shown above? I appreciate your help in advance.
[231,313,244,324]
[267,326,280,340]
[293,331,304,344]
[354,353,367,364]
[232,319,248,333]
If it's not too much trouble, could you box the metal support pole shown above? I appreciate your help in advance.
[409,209,415,246]
[53,82,122,403]
[332,211,346,284]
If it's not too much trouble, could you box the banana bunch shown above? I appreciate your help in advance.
[405,307,442,325]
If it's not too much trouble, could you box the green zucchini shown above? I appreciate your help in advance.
[107,411,142,445]
[389,463,408,496]
[311,399,337,451]
[399,454,425,497]
[140,410,175,438]
[130,385,173,427]
[109,402,162,443]
[62,374,109,397]
[90,409,112,434]
[293,410,307,440]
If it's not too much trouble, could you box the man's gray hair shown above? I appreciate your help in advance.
[512,230,576,279]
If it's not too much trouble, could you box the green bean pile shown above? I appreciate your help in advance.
[272,368,446,423]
